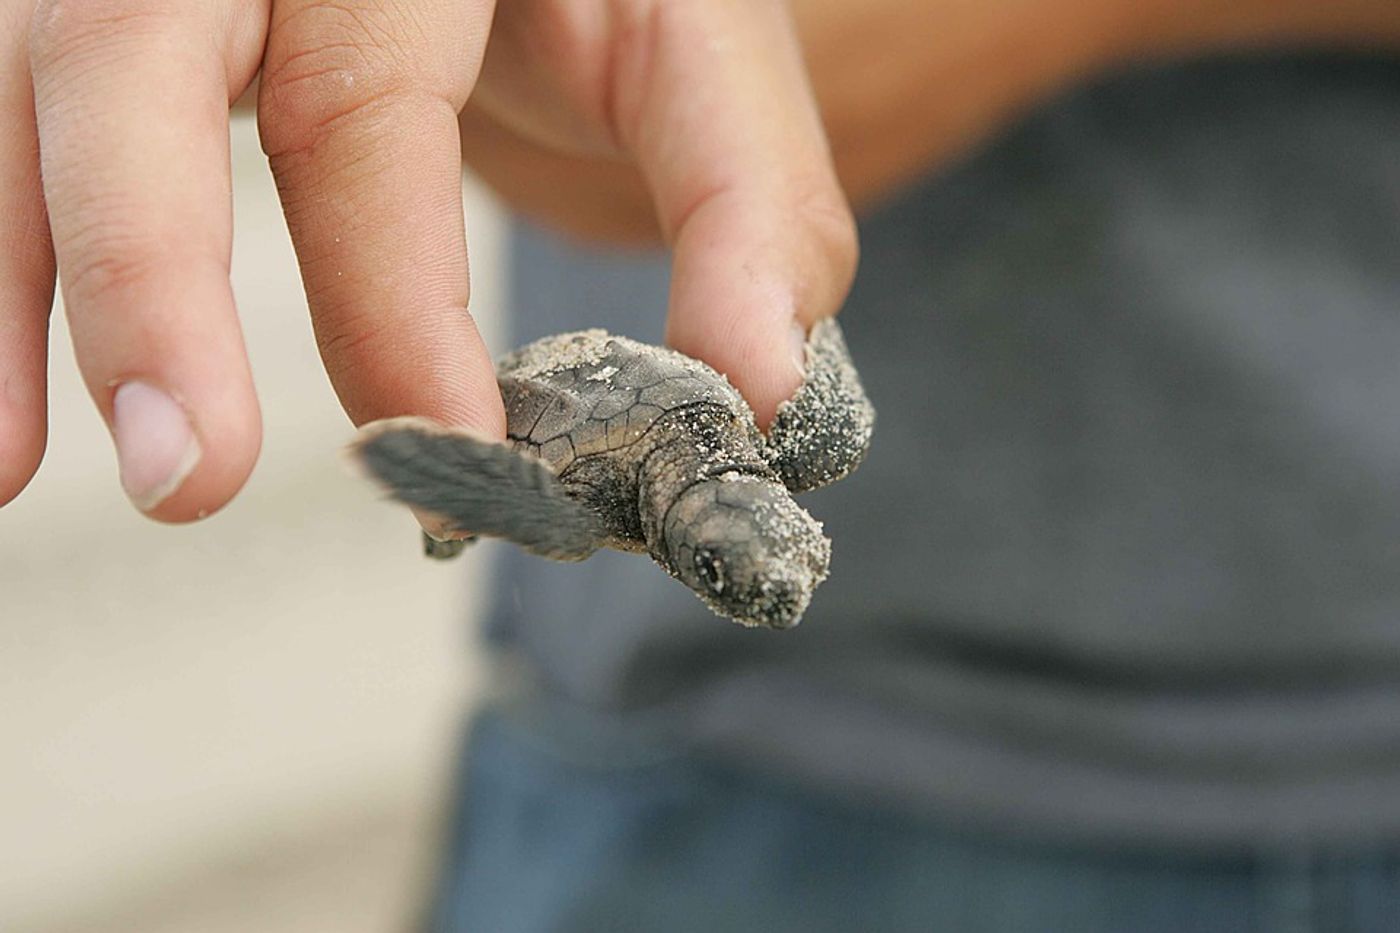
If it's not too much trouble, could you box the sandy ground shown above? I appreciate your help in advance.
[1,115,505,933]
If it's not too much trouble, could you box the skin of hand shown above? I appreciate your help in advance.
[4,0,1397,523]
[462,0,1400,242]
[0,0,854,522]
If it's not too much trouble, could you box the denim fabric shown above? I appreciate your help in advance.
[431,709,1400,933]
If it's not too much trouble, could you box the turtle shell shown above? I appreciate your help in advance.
[498,330,757,475]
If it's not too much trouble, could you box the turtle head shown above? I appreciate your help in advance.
[664,475,831,629]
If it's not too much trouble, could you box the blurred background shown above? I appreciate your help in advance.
[1,114,503,932]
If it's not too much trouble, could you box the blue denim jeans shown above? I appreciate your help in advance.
[430,709,1400,933]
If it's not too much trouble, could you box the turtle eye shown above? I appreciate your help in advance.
[694,548,726,595]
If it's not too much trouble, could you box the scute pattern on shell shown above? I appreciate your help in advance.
[499,330,757,468]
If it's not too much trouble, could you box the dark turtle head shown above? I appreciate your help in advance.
[664,475,831,629]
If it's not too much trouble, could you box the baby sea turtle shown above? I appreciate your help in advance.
[353,319,874,629]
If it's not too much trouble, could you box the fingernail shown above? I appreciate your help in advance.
[789,321,809,377]
[112,381,201,512]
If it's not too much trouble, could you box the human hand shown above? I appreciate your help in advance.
[458,0,1400,270]
[0,0,855,522]
[456,0,857,430]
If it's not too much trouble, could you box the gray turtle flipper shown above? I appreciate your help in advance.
[764,318,876,493]
[353,417,601,561]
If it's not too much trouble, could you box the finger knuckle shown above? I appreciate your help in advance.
[258,2,446,157]
[317,324,378,368]
[30,0,179,73]
[314,314,385,388]
[62,237,172,305]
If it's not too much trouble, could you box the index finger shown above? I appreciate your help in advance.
[610,0,859,428]
[258,0,504,437]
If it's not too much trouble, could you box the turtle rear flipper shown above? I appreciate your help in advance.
[353,417,602,561]
[421,532,475,560]
[765,318,876,493]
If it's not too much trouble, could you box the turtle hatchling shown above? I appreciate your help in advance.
[353,318,874,629]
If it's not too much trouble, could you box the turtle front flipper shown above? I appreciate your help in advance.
[764,317,876,493]
[353,417,602,561]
